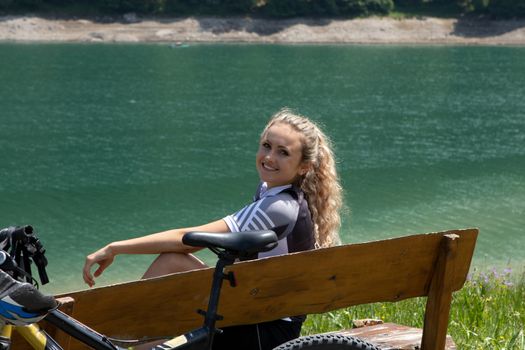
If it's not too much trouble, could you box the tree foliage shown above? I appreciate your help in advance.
[0,0,394,17]
[459,0,525,18]
[393,0,525,18]
[1,0,524,18]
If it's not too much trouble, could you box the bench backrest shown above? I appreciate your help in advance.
[46,228,477,350]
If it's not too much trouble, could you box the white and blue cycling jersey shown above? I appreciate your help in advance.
[223,182,314,260]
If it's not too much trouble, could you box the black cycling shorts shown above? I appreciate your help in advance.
[212,319,302,350]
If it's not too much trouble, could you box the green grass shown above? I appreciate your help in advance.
[302,266,525,349]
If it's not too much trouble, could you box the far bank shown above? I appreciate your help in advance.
[1,16,525,44]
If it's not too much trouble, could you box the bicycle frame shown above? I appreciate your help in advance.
[1,323,62,350]
[3,252,237,350]
[0,304,129,350]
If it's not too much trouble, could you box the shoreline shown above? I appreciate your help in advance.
[1,15,525,45]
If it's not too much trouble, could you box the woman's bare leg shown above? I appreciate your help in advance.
[142,252,207,279]
[134,253,208,350]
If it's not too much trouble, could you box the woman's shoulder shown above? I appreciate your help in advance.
[258,189,299,218]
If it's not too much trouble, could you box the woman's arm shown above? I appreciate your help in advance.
[83,219,230,286]
[107,219,230,255]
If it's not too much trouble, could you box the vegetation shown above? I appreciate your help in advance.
[303,266,525,349]
[459,0,525,18]
[0,0,394,18]
[1,0,525,19]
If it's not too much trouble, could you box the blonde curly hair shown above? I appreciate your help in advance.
[262,108,343,248]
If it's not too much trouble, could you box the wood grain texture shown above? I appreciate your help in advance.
[421,234,458,350]
[339,323,457,350]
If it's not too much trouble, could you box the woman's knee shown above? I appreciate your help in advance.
[142,252,206,278]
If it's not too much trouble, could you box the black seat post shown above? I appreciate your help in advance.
[202,253,236,350]
[182,230,277,349]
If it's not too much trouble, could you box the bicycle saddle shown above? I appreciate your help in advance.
[183,230,278,256]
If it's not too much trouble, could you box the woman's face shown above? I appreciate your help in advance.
[256,123,309,188]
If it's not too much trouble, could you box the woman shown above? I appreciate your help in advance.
[82,108,343,349]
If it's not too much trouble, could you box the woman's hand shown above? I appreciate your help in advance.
[83,245,115,287]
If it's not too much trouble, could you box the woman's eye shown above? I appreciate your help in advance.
[262,142,271,149]
[279,149,289,156]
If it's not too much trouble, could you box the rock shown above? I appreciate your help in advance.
[123,13,139,24]
[89,32,105,40]
[352,318,384,328]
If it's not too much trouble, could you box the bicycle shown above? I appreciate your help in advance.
[0,225,380,350]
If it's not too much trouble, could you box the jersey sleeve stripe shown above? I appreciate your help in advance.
[236,202,258,228]
[223,215,240,232]
[234,206,249,223]
[243,206,275,231]
[252,215,267,230]
[257,210,274,228]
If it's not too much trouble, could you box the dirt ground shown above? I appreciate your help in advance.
[1,15,525,44]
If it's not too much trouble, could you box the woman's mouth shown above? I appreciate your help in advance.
[262,162,278,171]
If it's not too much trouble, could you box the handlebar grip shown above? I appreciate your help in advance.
[0,229,11,249]
[11,225,34,242]
[0,225,49,286]
[0,251,18,272]
[0,225,34,246]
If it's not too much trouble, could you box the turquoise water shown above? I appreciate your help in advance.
[0,44,524,293]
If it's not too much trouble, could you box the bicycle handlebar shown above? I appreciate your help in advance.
[0,225,49,286]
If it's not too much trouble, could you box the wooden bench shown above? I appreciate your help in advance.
[17,228,478,350]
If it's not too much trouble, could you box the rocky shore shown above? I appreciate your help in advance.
[1,15,525,44]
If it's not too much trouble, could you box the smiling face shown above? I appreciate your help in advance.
[256,123,310,188]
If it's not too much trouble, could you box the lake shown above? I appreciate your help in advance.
[0,43,524,293]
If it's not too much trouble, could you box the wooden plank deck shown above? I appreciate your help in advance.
[336,323,456,350]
